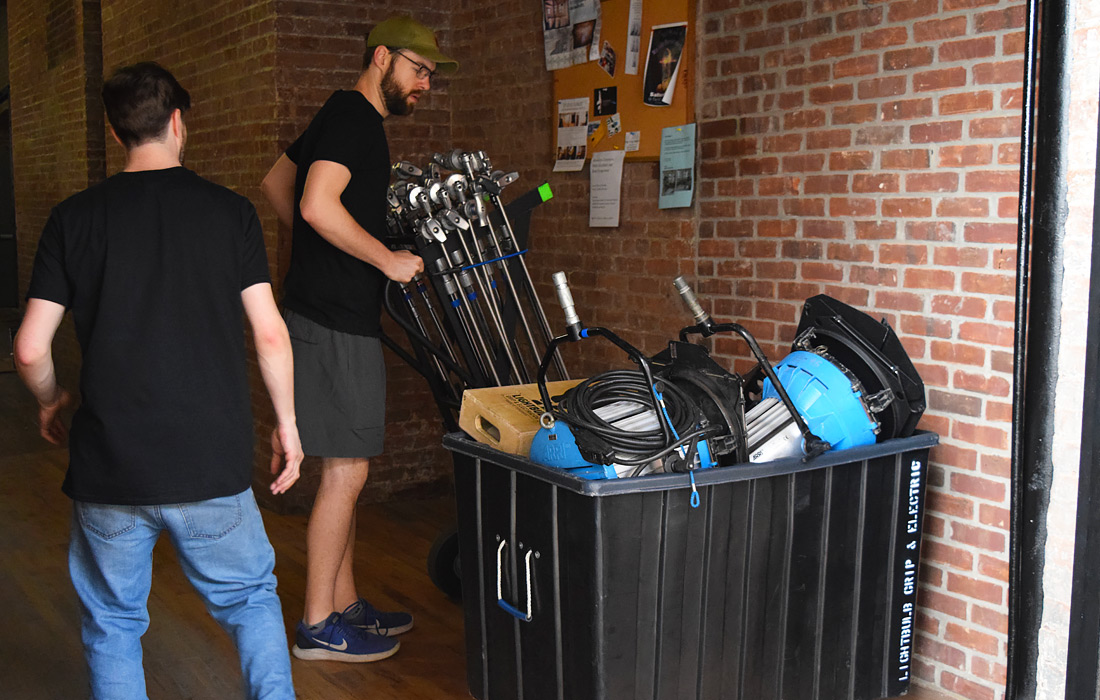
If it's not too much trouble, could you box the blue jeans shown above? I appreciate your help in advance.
[68,489,295,700]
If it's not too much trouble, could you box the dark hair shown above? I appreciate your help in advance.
[102,62,191,148]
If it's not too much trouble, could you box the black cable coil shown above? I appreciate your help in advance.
[554,369,714,470]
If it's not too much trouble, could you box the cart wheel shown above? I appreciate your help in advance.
[428,525,462,602]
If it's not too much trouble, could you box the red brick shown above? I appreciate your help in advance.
[746,27,787,50]
[853,267,900,287]
[855,125,906,145]
[940,37,997,62]
[947,572,1005,605]
[941,91,994,115]
[858,75,907,99]
[971,604,1009,635]
[827,241,875,261]
[965,171,1019,193]
[953,420,1009,450]
[971,116,1022,139]
[806,129,852,149]
[883,98,934,121]
[929,388,981,415]
[959,321,1013,347]
[833,104,879,124]
[915,633,967,669]
[931,442,979,470]
[884,47,933,71]
[940,144,994,167]
[763,134,805,152]
[801,262,844,281]
[986,401,1012,422]
[789,17,833,42]
[853,173,899,193]
[787,64,832,86]
[931,341,985,366]
[810,83,856,104]
[945,622,1000,655]
[914,16,969,41]
[914,67,969,92]
[861,26,908,50]
[978,553,1010,581]
[941,672,996,700]
[882,148,931,169]
[952,472,1007,503]
[759,177,800,196]
[758,219,799,237]
[907,172,959,192]
[931,294,986,317]
[783,198,827,216]
[836,7,883,31]
[810,35,855,61]
[782,154,827,172]
[924,540,975,571]
[855,221,897,239]
[834,55,879,78]
[974,60,1025,85]
[880,244,928,265]
[953,370,1009,397]
[976,5,1026,32]
[979,504,1010,530]
[972,656,1008,685]
[767,1,806,23]
[804,174,849,193]
[911,121,964,143]
[964,222,1017,244]
[883,198,933,218]
[888,0,939,22]
[926,490,974,519]
[783,108,828,129]
[937,198,989,218]
[829,150,873,170]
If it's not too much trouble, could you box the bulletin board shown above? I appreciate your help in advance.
[551,0,695,162]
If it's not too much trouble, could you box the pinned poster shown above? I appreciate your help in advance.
[624,130,641,152]
[642,22,687,106]
[554,97,589,172]
[590,150,626,227]
[658,124,694,209]
[543,0,603,70]
[625,0,643,75]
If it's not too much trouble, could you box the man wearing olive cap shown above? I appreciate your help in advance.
[261,15,457,663]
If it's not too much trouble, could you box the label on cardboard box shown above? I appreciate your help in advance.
[459,379,583,457]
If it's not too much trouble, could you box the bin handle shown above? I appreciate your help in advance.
[496,540,534,622]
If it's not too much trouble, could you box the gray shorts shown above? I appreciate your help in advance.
[283,309,386,458]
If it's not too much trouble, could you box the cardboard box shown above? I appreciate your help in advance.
[459,379,583,457]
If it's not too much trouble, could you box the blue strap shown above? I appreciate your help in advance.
[461,249,529,271]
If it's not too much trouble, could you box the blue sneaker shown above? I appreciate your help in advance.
[291,612,399,662]
[342,598,414,636]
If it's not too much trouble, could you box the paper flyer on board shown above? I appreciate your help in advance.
[554,97,590,172]
[642,22,687,106]
[590,150,626,227]
[625,0,643,74]
[543,0,602,70]
[658,124,695,209]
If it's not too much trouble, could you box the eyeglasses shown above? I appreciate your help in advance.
[393,51,437,82]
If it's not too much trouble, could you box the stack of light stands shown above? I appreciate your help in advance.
[377,151,565,598]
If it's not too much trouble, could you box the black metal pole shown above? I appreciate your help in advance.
[1063,79,1100,700]
[1006,0,1071,696]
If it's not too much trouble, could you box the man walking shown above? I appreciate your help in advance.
[260,16,456,662]
[14,62,302,699]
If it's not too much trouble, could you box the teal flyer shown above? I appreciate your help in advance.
[658,124,695,209]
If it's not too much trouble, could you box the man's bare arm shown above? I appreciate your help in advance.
[13,298,73,444]
[241,282,302,495]
[260,154,298,231]
[299,160,423,283]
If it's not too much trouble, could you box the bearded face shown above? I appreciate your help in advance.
[381,61,421,116]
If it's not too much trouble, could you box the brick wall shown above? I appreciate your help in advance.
[8,0,101,387]
[694,1,1022,698]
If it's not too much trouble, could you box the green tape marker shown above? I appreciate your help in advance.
[538,183,553,202]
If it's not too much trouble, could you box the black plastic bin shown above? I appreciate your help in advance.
[444,430,937,700]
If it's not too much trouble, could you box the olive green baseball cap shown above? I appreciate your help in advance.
[367,16,458,74]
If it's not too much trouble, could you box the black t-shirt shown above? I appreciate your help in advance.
[26,167,271,505]
[282,90,391,336]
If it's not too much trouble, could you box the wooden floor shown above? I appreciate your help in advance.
[0,371,472,699]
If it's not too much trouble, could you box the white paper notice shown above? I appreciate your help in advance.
[554,97,590,172]
[625,0,643,75]
[624,131,641,152]
[589,150,626,227]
